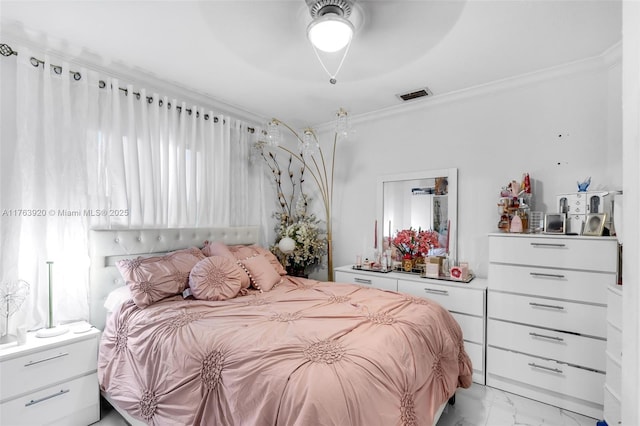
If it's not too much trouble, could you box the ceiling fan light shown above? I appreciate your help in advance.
[307,14,354,53]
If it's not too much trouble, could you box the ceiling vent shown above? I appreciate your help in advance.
[397,87,433,102]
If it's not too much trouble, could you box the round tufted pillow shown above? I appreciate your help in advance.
[189,256,244,301]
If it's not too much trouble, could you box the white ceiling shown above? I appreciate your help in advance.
[0,0,622,127]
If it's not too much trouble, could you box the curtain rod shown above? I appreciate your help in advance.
[0,42,258,132]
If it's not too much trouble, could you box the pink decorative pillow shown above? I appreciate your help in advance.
[250,245,287,276]
[201,240,235,259]
[227,244,287,276]
[237,255,282,292]
[189,256,243,301]
[116,247,205,308]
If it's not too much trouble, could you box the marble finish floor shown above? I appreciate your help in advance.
[437,384,598,426]
[94,384,599,426]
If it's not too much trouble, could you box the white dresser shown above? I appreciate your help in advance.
[0,322,100,426]
[334,265,487,384]
[487,233,618,419]
[604,284,622,426]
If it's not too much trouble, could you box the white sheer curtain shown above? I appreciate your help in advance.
[0,46,262,334]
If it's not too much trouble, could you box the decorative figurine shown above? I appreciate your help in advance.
[577,176,591,192]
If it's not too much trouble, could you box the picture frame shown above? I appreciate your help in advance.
[582,213,607,236]
[544,213,566,234]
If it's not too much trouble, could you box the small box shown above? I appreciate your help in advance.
[425,263,440,278]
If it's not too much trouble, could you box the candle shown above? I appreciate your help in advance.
[374,220,377,249]
[446,219,450,254]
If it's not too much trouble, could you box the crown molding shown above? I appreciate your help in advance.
[350,42,623,126]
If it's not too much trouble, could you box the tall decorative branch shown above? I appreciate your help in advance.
[256,108,348,281]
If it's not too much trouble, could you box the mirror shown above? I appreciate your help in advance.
[376,168,458,264]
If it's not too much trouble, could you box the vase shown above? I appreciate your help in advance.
[402,255,413,272]
[287,265,309,278]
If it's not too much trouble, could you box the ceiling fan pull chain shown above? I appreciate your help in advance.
[311,40,352,84]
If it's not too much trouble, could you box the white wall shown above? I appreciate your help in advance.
[323,53,622,279]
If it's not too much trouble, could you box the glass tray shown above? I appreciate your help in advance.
[351,265,392,274]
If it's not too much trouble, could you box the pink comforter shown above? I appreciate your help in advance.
[98,277,472,425]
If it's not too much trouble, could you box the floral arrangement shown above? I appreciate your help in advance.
[257,147,327,275]
[391,227,440,259]
[273,197,327,274]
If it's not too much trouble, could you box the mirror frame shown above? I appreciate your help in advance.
[376,168,458,264]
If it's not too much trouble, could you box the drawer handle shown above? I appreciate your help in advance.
[354,278,372,285]
[529,272,566,280]
[25,389,70,407]
[24,352,69,367]
[528,362,563,374]
[530,243,566,248]
[529,302,565,310]
[424,288,449,296]
[529,332,564,342]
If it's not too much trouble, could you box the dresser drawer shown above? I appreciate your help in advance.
[489,263,612,304]
[0,373,99,426]
[488,319,606,371]
[489,235,618,273]
[334,270,397,291]
[464,341,483,374]
[0,338,98,401]
[487,346,605,405]
[451,312,483,344]
[398,280,484,316]
[488,291,607,338]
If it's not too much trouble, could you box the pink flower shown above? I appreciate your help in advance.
[391,228,440,258]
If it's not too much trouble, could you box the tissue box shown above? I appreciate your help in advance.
[425,263,440,278]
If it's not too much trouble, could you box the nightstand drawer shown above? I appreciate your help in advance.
[605,352,621,396]
[488,291,607,338]
[488,319,606,371]
[606,323,622,361]
[488,263,612,304]
[607,286,622,330]
[334,270,397,291]
[489,235,617,273]
[603,385,621,426]
[0,373,99,426]
[398,280,484,316]
[0,338,98,401]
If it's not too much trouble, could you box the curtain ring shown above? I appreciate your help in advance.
[168,102,172,109]
[99,80,106,89]
[135,92,140,100]
[30,57,40,67]
[214,117,219,123]
[159,99,164,107]
[204,114,210,121]
[73,72,81,81]
[53,65,62,75]
[147,97,153,104]
[196,111,200,118]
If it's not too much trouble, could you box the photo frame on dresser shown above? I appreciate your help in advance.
[582,213,607,236]
[544,213,566,234]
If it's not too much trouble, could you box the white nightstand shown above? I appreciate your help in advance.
[0,321,101,426]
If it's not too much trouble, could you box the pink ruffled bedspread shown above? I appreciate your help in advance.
[98,277,472,425]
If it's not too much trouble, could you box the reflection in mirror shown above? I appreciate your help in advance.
[377,168,458,264]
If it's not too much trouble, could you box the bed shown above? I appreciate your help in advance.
[90,227,472,426]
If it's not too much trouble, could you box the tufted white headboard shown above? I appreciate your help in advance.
[89,226,260,330]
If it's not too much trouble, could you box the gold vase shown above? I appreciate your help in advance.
[402,257,413,272]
